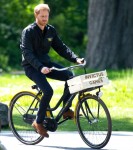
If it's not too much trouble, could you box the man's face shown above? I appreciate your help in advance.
[35,9,49,26]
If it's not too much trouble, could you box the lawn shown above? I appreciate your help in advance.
[0,69,133,131]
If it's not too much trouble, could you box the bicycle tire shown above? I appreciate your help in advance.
[76,94,112,149]
[9,91,44,145]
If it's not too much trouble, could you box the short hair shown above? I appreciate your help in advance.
[34,4,50,15]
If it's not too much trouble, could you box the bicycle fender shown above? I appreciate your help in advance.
[9,91,37,107]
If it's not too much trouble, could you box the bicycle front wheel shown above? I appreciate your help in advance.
[9,91,44,145]
[76,94,112,149]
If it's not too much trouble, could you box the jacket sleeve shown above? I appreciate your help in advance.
[20,28,43,71]
[51,29,78,63]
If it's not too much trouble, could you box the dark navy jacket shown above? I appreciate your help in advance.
[20,22,78,71]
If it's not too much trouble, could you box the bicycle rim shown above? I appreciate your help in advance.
[9,91,44,145]
[76,94,112,149]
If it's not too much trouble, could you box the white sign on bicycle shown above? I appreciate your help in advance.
[67,70,109,94]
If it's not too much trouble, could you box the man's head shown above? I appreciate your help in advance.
[34,4,50,27]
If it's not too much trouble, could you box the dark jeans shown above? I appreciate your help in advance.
[24,62,73,123]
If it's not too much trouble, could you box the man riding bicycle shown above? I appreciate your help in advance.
[20,4,84,138]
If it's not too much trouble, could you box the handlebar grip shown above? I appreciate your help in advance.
[81,58,85,63]
[81,59,86,66]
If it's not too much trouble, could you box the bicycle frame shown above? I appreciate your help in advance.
[24,62,87,126]
[27,81,77,125]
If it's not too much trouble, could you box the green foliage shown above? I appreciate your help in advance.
[0,0,39,69]
[0,48,8,70]
[0,0,88,70]
[46,0,88,57]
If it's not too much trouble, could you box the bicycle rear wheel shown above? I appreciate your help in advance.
[76,94,112,149]
[9,91,44,145]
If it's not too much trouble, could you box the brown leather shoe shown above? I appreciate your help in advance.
[32,121,49,137]
[63,109,74,119]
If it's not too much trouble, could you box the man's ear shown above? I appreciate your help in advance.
[34,13,37,18]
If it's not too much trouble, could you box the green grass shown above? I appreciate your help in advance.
[0,69,133,131]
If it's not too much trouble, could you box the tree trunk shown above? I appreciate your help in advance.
[86,0,133,69]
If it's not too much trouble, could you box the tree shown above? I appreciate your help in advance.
[45,0,88,64]
[86,0,133,69]
[0,0,41,70]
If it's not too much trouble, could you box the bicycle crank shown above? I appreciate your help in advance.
[44,118,58,132]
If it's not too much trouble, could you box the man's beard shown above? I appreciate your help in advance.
[39,20,47,26]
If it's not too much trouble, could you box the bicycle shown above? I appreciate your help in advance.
[8,61,112,149]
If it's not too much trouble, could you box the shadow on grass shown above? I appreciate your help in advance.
[107,69,133,80]
[112,118,133,131]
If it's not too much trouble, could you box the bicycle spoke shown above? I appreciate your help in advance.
[14,103,26,116]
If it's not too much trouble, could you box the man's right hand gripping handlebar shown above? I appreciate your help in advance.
[41,67,51,74]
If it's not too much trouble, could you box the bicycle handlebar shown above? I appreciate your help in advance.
[50,60,86,71]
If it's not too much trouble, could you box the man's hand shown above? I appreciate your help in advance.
[76,58,84,64]
[41,67,51,74]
